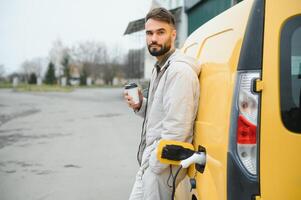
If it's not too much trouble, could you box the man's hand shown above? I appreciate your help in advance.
[124,88,143,111]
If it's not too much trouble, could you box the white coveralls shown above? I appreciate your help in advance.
[129,49,201,200]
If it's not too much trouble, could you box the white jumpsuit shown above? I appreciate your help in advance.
[129,49,201,200]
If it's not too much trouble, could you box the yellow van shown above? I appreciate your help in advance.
[157,0,301,199]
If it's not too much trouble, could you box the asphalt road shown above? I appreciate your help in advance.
[0,88,142,200]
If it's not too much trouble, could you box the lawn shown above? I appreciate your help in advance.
[0,83,123,92]
[0,83,74,92]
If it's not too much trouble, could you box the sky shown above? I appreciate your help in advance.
[0,0,151,75]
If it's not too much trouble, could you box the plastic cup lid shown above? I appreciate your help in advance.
[125,83,138,89]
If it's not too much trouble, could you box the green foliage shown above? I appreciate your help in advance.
[44,62,56,84]
[80,69,87,86]
[61,53,70,84]
[28,73,37,84]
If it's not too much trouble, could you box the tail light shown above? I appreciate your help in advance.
[236,72,260,175]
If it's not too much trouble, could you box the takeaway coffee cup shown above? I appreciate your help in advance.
[125,83,140,105]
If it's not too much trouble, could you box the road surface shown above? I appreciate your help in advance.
[0,88,142,200]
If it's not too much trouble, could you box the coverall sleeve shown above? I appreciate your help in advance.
[149,66,199,174]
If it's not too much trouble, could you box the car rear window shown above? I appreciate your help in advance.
[280,15,301,133]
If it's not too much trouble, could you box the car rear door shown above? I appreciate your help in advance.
[259,0,301,199]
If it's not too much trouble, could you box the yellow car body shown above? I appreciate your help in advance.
[159,0,301,199]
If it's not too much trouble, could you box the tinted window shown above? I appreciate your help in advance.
[280,15,301,133]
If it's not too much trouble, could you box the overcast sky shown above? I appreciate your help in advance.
[0,0,151,74]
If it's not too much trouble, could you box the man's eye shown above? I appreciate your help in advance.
[158,31,165,35]
[146,32,152,36]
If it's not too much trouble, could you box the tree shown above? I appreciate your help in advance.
[44,62,56,84]
[45,39,128,86]
[61,53,70,84]
[70,41,109,81]
[70,41,108,64]
[0,64,4,75]
[21,58,43,82]
[80,67,88,85]
[28,73,37,84]
[0,64,5,81]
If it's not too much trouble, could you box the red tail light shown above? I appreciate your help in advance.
[236,72,260,175]
[237,115,257,144]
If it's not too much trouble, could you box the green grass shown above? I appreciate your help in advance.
[77,84,123,88]
[0,82,13,88]
[13,84,74,92]
[0,83,124,92]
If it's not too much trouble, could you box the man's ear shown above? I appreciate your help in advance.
[172,29,177,41]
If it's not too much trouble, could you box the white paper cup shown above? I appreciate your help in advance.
[125,83,139,105]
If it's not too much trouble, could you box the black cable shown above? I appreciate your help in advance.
[167,165,174,188]
[171,165,182,200]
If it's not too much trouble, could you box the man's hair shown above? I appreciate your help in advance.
[145,7,176,28]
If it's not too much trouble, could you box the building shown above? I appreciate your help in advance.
[185,0,243,34]
[126,48,145,79]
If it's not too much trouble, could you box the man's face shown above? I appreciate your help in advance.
[145,19,176,57]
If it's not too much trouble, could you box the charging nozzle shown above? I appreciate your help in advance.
[180,152,206,168]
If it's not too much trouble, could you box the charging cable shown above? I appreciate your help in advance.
[171,152,206,200]
[171,166,182,200]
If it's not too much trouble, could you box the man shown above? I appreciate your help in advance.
[124,7,201,200]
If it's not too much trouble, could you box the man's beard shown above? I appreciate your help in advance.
[147,39,172,57]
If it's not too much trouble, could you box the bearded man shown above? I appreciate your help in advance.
[124,7,201,200]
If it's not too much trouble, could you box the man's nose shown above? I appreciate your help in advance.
[151,33,159,42]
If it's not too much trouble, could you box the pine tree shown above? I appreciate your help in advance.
[28,73,37,84]
[44,62,56,84]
